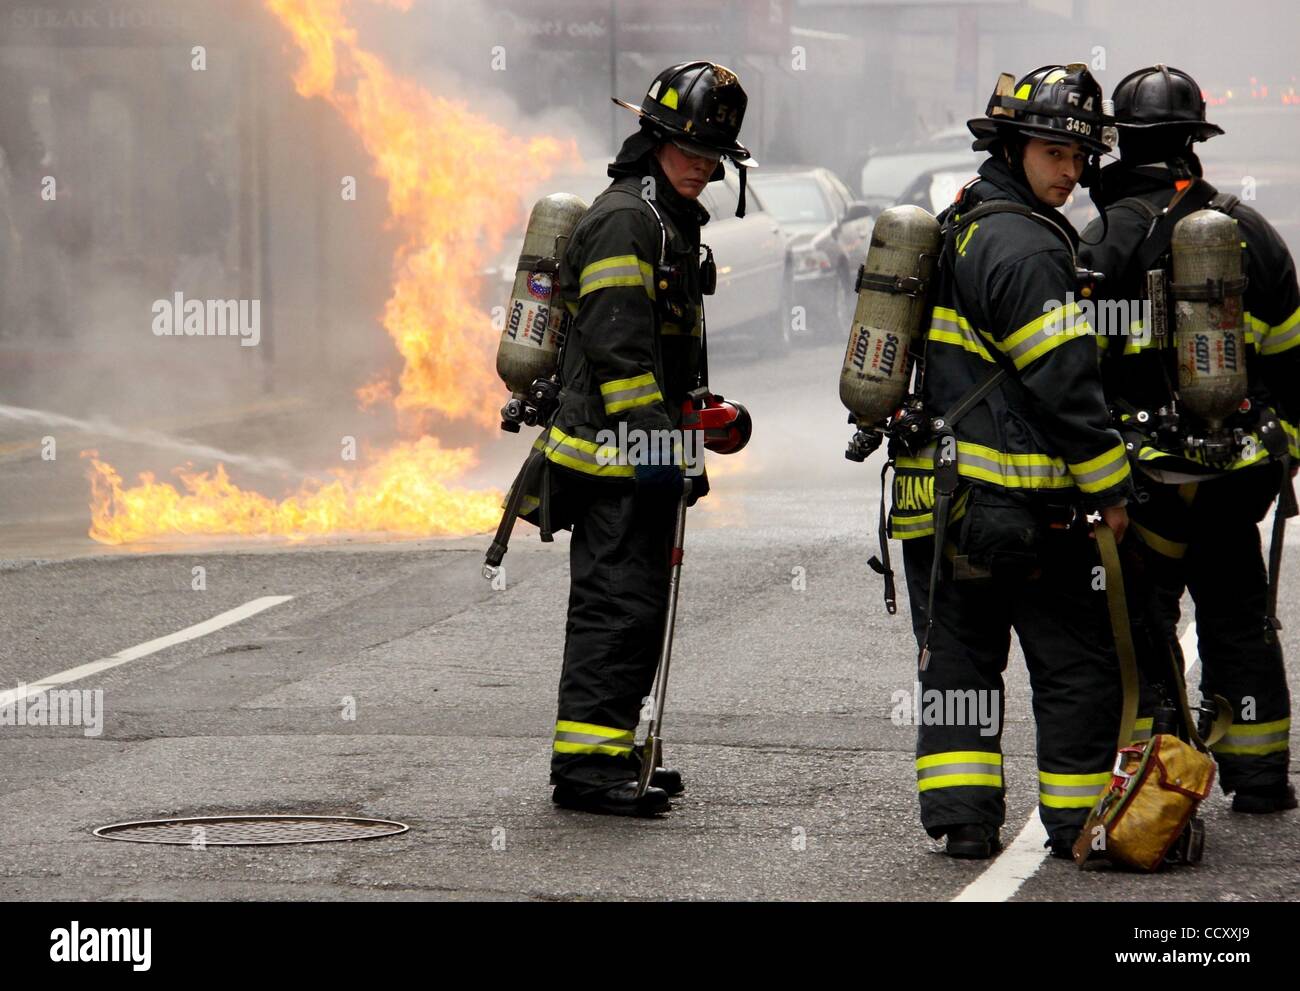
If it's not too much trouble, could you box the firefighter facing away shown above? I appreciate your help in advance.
[885,64,1134,858]
[1079,65,1299,814]
[542,62,754,816]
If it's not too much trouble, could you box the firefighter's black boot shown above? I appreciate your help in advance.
[552,781,671,817]
[1231,783,1298,814]
[651,767,684,796]
[944,824,1002,859]
[1047,827,1080,860]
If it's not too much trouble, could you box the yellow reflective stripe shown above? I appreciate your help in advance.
[599,371,663,414]
[556,719,633,740]
[600,372,656,396]
[1038,769,1110,808]
[919,774,1003,791]
[578,255,655,299]
[1003,303,1080,350]
[956,222,979,256]
[956,440,1072,489]
[606,390,662,414]
[1131,521,1187,559]
[1260,305,1300,355]
[518,494,540,516]
[1125,320,1154,352]
[898,441,1072,490]
[1069,442,1130,493]
[1284,420,1300,460]
[553,719,635,757]
[1213,717,1291,756]
[1243,311,1268,347]
[916,751,1002,769]
[1130,716,1154,743]
[929,306,997,362]
[538,425,635,478]
[1038,770,1111,786]
[916,751,1003,792]
[998,303,1088,371]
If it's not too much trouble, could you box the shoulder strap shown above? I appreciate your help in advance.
[1210,192,1240,215]
[1109,195,1160,223]
[945,199,1077,259]
[1131,179,1220,278]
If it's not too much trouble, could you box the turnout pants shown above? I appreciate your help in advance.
[1125,462,1292,792]
[550,475,676,792]
[902,527,1121,843]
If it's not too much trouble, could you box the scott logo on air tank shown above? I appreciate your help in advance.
[878,332,901,377]
[1194,333,1211,374]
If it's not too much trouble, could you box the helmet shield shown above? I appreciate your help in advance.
[968,63,1113,156]
[612,61,756,166]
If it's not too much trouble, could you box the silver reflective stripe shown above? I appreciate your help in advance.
[916,762,1003,780]
[603,381,661,409]
[554,730,633,749]
[1040,782,1105,798]
[1072,449,1127,488]
[930,313,994,360]
[580,263,644,291]
[1263,320,1300,354]
[891,514,935,534]
[960,449,1065,481]
[1003,324,1062,366]
[545,435,606,467]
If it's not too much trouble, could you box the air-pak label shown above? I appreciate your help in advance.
[848,324,903,379]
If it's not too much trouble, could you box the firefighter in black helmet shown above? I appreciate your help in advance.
[889,64,1133,858]
[1080,65,1299,814]
[544,62,754,816]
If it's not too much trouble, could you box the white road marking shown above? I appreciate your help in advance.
[0,596,294,709]
[952,619,1200,902]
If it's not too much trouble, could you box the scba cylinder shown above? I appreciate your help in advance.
[1172,208,1248,429]
[839,205,940,425]
[496,193,589,396]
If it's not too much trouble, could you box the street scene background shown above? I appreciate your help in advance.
[1,0,1297,901]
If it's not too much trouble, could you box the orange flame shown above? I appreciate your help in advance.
[86,0,577,545]
[85,440,501,544]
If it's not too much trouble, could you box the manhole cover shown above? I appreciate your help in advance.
[93,815,409,846]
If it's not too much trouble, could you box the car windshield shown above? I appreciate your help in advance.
[748,176,832,224]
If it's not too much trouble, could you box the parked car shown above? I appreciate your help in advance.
[747,165,875,340]
[859,126,982,212]
[484,163,792,352]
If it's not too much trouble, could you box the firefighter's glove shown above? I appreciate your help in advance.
[634,463,684,501]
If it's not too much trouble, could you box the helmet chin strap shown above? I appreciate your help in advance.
[1079,152,1110,246]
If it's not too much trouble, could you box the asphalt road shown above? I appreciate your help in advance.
[1,339,1297,901]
